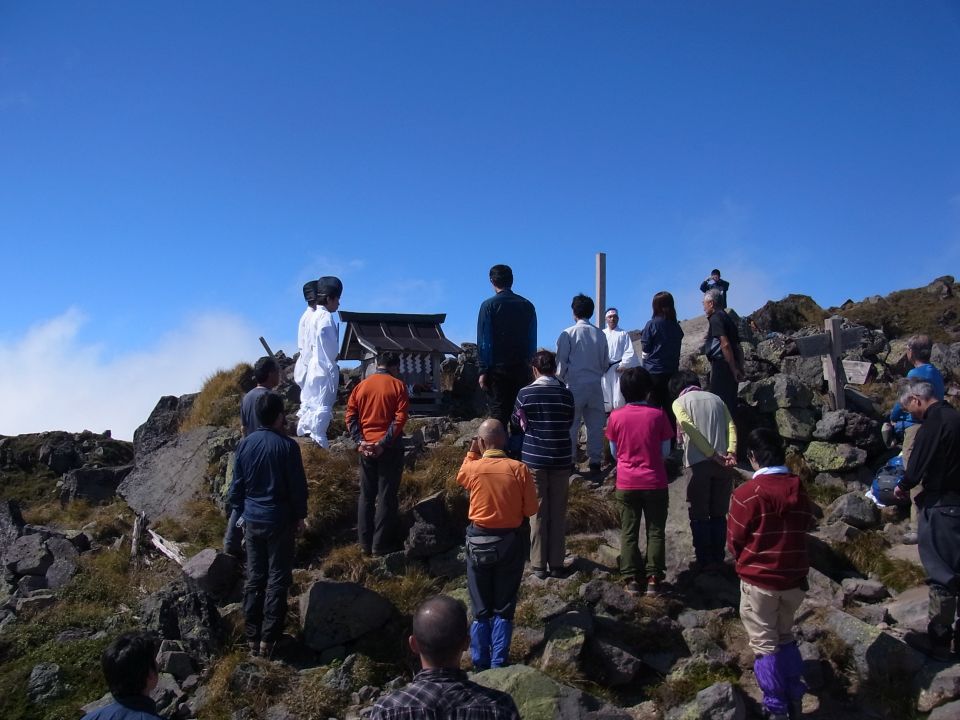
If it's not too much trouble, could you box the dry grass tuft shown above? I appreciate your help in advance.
[200,651,296,720]
[285,670,350,720]
[151,497,226,556]
[299,443,359,549]
[649,662,740,709]
[833,531,926,593]
[566,483,620,533]
[320,544,373,584]
[22,499,133,535]
[371,568,442,616]
[180,363,254,432]
[398,444,466,514]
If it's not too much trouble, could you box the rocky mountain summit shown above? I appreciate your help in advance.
[1,277,959,720]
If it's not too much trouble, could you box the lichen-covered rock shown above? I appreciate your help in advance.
[4,533,53,577]
[141,579,223,663]
[665,681,745,720]
[818,607,924,682]
[803,441,867,472]
[841,577,888,603]
[403,492,460,559]
[774,408,817,442]
[472,664,631,720]
[742,374,813,413]
[915,663,960,713]
[28,662,65,704]
[541,625,587,671]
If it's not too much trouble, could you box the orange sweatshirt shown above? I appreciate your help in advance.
[457,449,538,529]
[345,370,409,446]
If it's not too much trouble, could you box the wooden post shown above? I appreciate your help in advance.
[822,316,847,411]
[596,252,606,329]
[130,512,146,567]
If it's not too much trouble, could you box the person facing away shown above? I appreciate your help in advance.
[457,419,538,670]
[605,367,674,597]
[345,351,409,556]
[601,307,638,413]
[510,349,575,579]
[893,380,960,660]
[640,291,684,425]
[556,293,609,479]
[727,428,815,720]
[293,280,318,391]
[368,595,521,720]
[80,631,162,720]
[476,264,538,431]
[224,355,281,559]
[702,288,743,416]
[699,268,730,309]
[227,391,308,658]
[669,370,737,571]
[298,275,342,448]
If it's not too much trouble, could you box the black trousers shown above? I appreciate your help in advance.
[466,524,525,621]
[243,520,295,644]
[358,442,405,554]
[649,371,677,433]
[485,367,531,430]
[709,359,738,416]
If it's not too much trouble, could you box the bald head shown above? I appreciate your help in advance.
[411,595,469,666]
[478,419,507,449]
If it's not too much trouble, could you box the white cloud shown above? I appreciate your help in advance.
[0,308,259,441]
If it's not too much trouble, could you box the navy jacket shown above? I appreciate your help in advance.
[227,428,308,525]
[477,289,537,374]
[80,696,161,720]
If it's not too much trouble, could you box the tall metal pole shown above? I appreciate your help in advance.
[596,252,607,329]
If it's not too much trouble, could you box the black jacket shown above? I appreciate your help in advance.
[899,401,960,505]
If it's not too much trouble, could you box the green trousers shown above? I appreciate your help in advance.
[616,488,669,580]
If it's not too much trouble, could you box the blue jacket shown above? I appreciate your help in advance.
[890,363,946,431]
[477,289,537,374]
[640,316,684,374]
[227,428,308,526]
[80,696,161,720]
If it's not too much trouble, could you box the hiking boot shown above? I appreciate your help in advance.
[248,641,260,657]
[902,531,918,545]
[531,567,548,580]
[624,579,642,596]
[259,640,276,659]
[645,575,661,596]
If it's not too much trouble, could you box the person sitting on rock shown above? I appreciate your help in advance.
[228,391,308,658]
[606,367,674,596]
[728,428,816,720]
[458,419,538,670]
[369,595,521,720]
[80,631,162,719]
[669,370,737,571]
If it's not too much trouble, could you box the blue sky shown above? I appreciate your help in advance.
[1,1,959,438]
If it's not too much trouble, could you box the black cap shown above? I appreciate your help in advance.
[302,280,318,303]
[317,276,343,299]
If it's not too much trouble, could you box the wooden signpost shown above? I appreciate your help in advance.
[793,317,865,410]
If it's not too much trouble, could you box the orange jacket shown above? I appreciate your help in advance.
[345,370,409,446]
[457,449,538,529]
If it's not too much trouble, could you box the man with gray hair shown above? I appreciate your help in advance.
[702,288,742,415]
[884,334,945,544]
[894,380,960,660]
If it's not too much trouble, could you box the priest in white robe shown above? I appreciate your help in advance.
[601,307,638,412]
[298,276,343,447]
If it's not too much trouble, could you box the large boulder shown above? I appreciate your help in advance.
[141,579,223,663]
[931,342,960,381]
[803,441,867,472]
[28,662,65,704]
[0,500,25,559]
[4,533,53,577]
[119,426,234,522]
[299,580,394,652]
[825,493,880,530]
[774,408,818,442]
[133,395,196,458]
[182,549,239,602]
[817,607,924,683]
[472,664,632,720]
[749,295,826,335]
[665,680,745,720]
[59,465,133,504]
[780,355,825,391]
[403,492,460,559]
[742,374,813,413]
[915,662,960,713]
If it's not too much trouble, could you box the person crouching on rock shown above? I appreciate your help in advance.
[605,367,674,596]
[227,391,308,659]
[457,419,538,670]
[728,428,816,720]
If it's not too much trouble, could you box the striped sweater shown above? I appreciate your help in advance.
[727,470,815,591]
[510,376,575,469]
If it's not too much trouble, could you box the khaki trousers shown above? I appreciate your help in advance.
[739,580,805,655]
[529,466,571,571]
[902,424,922,528]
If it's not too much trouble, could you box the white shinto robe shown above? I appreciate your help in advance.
[602,325,638,412]
[297,307,340,447]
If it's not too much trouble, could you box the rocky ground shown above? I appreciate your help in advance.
[2,276,960,720]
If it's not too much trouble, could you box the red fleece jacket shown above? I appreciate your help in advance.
[727,472,815,591]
